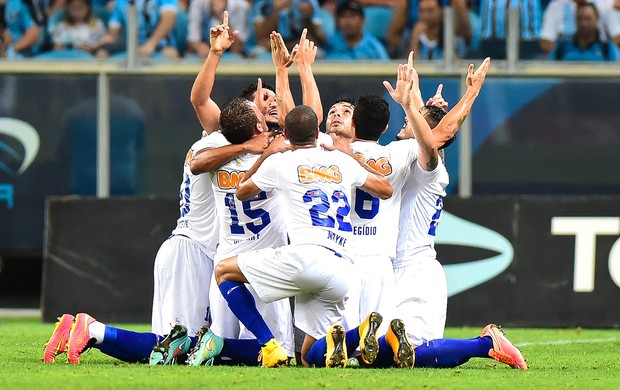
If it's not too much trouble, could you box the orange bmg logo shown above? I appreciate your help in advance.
[217,170,246,189]
[354,154,393,175]
[298,165,343,184]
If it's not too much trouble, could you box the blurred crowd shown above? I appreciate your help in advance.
[1,0,618,61]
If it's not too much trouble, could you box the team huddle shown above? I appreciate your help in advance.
[42,12,528,371]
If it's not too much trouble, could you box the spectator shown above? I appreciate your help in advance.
[95,0,179,59]
[477,0,543,58]
[324,0,390,59]
[249,0,326,58]
[540,0,620,54]
[549,2,619,60]
[1,0,44,57]
[187,0,248,58]
[408,0,471,59]
[50,0,105,54]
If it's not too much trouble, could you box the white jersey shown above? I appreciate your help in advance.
[251,147,369,257]
[394,156,449,267]
[349,139,419,259]
[204,132,287,261]
[171,137,219,258]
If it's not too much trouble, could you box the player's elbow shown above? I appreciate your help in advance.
[378,186,393,200]
[376,179,393,200]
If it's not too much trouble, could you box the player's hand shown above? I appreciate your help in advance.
[254,78,276,115]
[265,133,291,155]
[322,133,353,155]
[243,131,274,154]
[294,28,318,67]
[426,84,449,111]
[383,63,415,106]
[466,57,490,91]
[210,11,238,54]
[270,31,297,68]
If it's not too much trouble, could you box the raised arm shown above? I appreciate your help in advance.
[384,62,438,171]
[432,57,490,145]
[294,29,323,125]
[271,31,297,129]
[190,11,238,134]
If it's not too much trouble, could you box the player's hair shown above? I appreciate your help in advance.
[424,105,447,129]
[330,97,356,108]
[220,98,258,145]
[353,94,390,141]
[238,82,276,101]
[423,105,454,149]
[285,105,318,145]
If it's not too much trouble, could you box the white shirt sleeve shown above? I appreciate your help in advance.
[250,153,281,192]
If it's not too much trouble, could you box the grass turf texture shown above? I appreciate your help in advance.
[1,317,619,389]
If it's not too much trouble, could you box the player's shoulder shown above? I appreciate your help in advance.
[195,131,228,151]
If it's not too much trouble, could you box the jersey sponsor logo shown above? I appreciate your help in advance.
[216,170,245,189]
[354,154,392,176]
[298,165,343,184]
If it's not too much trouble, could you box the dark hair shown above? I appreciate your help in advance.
[421,105,455,149]
[220,98,258,145]
[238,82,276,101]
[285,105,318,145]
[331,97,356,107]
[423,105,447,129]
[353,94,390,141]
[336,1,365,18]
[577,2,599,19]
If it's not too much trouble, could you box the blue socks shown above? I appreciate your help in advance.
[304,326,364,367]
[368,335,493,368]
[414,337,493,368]
[220,338,262,365]
[305,336,328,367]
[345,327,361,353]
[94,326,164,363]
[218,280,274,345]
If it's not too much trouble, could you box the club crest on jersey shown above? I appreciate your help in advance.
[217,170,245,189]
[298,165,342,184]
[354,154,392,175]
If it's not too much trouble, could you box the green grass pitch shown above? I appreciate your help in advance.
[1,317,619,389]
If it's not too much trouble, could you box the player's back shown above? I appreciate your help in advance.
[395,156,449,265]
[349,139,419,259]
[207,132,287,261]
[252,147,368,257]
[171,137,219,258]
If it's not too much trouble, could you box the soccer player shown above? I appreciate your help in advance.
[307,58,525,371]
[193,96,295,362]
[41,97,277,366]
[389,55,490,349]
[213,105,393,367]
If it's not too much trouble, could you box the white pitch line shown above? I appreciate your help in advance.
[516,338,620,347]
